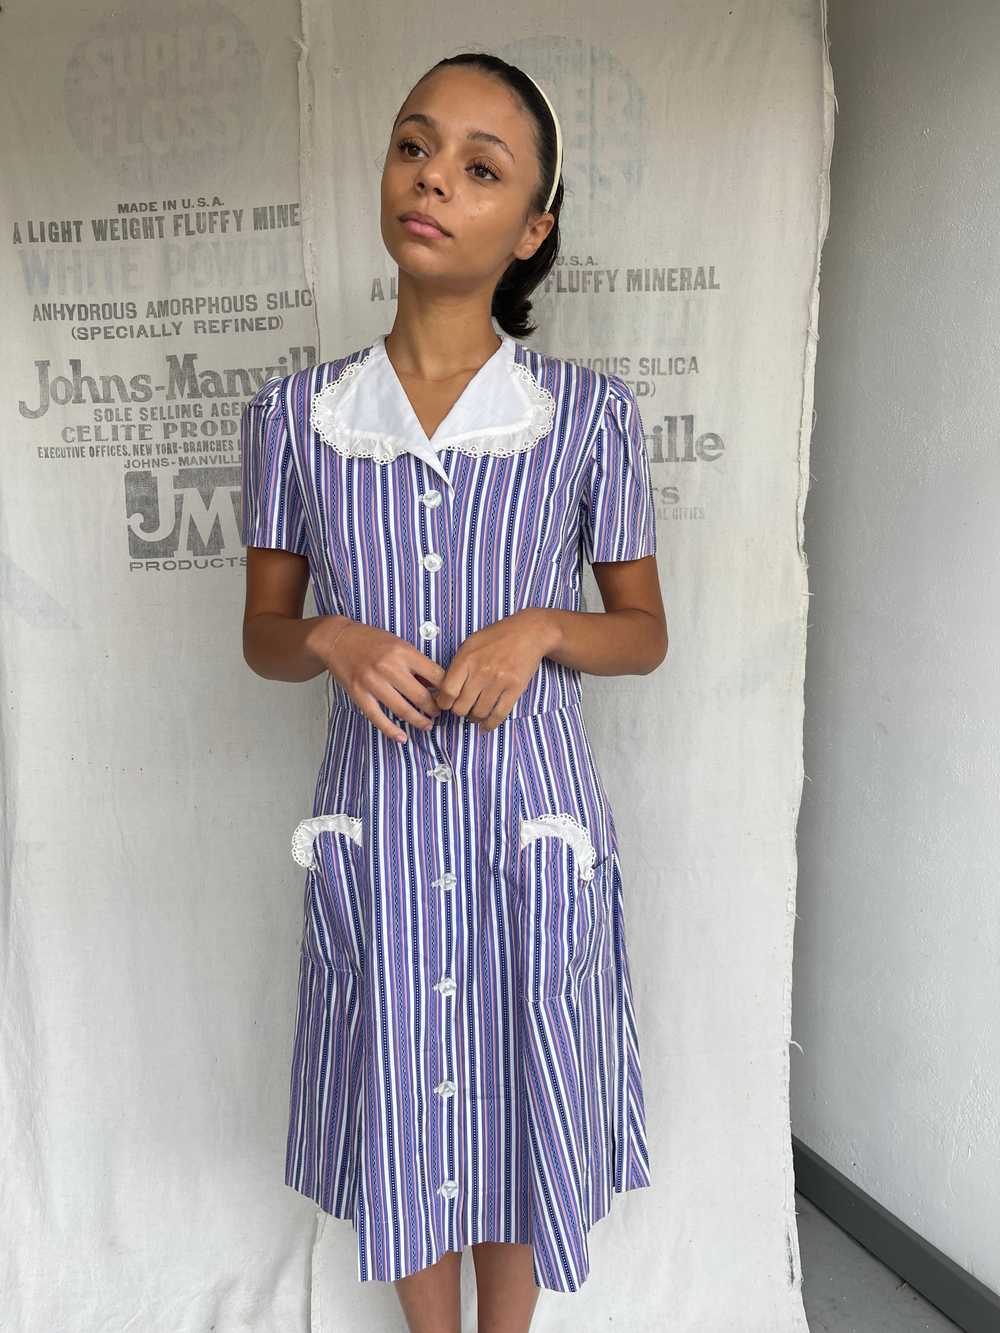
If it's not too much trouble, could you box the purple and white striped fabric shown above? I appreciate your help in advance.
[240,324,657,1292]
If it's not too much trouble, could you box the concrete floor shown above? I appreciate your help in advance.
[796,1194,964,1332]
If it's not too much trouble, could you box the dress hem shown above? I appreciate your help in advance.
[283,1172,652,1293]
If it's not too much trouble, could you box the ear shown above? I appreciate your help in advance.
[514,211,555,262]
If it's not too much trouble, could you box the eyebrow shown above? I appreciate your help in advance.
[393,112,516,164]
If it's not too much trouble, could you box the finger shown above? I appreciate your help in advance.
[356,692,408,744]
[383,666,446,723]
[478,687,518,732]
[466,682,504,725]
[410,678,445,717]
[406,649,447,689]
[445,669,492,719]
[404,652,448,714]
[430,662,467,713]
[469,682,506,725]
[376,680,441,733]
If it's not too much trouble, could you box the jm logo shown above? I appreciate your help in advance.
[126,467,241,557]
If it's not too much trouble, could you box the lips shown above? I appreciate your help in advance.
[400,212,449,236]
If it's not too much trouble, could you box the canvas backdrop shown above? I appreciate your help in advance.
[0,0,832,1329]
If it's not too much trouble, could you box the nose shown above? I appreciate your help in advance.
[414,159,451,197]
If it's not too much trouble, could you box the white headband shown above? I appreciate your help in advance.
[523,71,562,213]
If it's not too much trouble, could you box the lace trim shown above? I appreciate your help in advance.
[519,812,596,882]
[309,353,556,462]
[291,813,363,868]
[309,356,375,452]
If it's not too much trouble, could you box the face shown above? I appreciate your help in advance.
[380,66,555,295]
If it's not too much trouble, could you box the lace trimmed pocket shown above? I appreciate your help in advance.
[292,814,365,975]
[518,811,612,999]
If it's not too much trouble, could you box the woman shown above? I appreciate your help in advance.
[240,51,667,1333]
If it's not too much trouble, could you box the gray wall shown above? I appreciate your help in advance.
[792,0,1000,1292]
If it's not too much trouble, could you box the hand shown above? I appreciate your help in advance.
[431,609,556,732]
[311,617,446,744]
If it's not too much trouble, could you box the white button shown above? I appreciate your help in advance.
[437,1179,458,1199]
[421,552,443,572]
[433,975,457,996]
[435,1079,456,1098]
[429,764,452,782]
[419,620,439,640]
[433,871,457,890]
[420,489,443,508]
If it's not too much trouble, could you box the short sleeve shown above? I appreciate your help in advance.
[580,375,658,564]
[239,377,309,554]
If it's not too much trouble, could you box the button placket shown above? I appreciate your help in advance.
[432,894,458,1206]
[419,490,444,644]
[433,939,459,1207]
[419,477,458,1208]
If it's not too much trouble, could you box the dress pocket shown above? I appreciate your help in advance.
[291,814,365,974]
[517,812,612,1000]
[578,850,614,981]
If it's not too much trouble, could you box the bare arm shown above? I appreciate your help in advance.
[534,554,667,677]
[241,545,445,742]
[241,545,346,682]
[429,553,667,729]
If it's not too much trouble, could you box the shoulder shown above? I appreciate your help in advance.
[601,370,638,413]
[283,342,379,402]
[516,347,641,465]
[249,342,377,409]
[515,342,620,413]
[245,375,285,411]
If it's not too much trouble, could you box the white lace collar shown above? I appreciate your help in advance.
[309,325,555,489]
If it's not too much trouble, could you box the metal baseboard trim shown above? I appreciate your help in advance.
[792,1136,1000,1333]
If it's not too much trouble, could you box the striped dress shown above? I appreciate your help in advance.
[240,321,656,1293]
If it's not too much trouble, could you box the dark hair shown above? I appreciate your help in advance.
[408,53,563,339]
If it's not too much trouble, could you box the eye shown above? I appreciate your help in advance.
[469,158,500,182]
[396,138,500,182]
